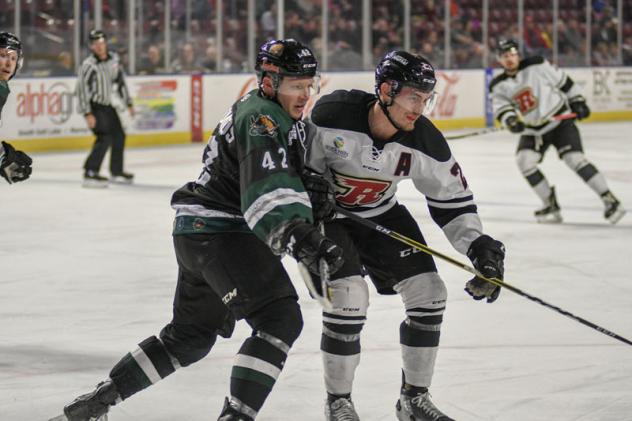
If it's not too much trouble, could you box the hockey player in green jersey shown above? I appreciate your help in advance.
[57,39,343,421]
[0,31,32,184]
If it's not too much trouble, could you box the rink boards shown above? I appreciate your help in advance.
[3,67,632,152]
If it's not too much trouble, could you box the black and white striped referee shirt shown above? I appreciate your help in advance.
[76,52,132,115]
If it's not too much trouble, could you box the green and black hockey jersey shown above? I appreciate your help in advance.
[0,79,10,118]
[171,89,313,253]
[0,80,10,162]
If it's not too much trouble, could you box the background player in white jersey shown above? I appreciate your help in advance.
[305,51,505,421]
[0,31,32,184]
[489,39,625,224]
[56,39,343,421]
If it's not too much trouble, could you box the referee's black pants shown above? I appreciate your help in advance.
[84,103,126,175]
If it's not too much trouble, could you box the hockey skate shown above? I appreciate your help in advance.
[61,380,119,421]
[110,172,134,185]
[601,191,626,224]
[217,397,254,421]
[396,390,454,421]
[83,171,109,188]
[325,396,360,421]
[535,186,562,223]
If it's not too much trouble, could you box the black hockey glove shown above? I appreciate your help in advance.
[302,171,336,222]
[505,115,525,134]
[286,222,344,276]
[569,99,590,120]
[1,141,33,184]
[465,235,505,303]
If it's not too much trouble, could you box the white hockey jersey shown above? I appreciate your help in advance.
[489,56,584,135]
[306,89,483,255]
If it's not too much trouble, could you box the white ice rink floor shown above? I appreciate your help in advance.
[1,122,631,421]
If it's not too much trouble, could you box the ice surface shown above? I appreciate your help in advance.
[1,122,631,420]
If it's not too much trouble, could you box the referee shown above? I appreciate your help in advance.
[77,29,134,188]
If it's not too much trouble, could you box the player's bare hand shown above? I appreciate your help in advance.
[85,113,96,129]
[128,106,135,118]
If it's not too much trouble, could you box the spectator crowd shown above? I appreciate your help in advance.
[1,0,630,77]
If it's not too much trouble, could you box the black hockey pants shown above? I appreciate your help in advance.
[84,103,126,174]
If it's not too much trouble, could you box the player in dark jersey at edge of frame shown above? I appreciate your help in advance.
[54,39,344,421]
[489,39,625,224]
[303,51,506,421]
[0,31,32,185]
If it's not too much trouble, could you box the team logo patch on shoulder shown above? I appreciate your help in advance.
[249,114,279,137]
[325,135,350,159]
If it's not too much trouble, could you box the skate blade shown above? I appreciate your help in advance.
[536,212,563,223]
[395,399,405,421]
[82,179,109,188]
[110,176,133,185]
[607,207,626,224]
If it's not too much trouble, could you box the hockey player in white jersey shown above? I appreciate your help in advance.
[305,51,505,421]
[489,39,625,224]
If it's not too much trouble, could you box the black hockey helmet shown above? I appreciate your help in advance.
[255,39,319,96]
[88,29,107,44]
[256,38,318,78]
[496,38,519,56]
[375,50,436,99]
[0,31,23,79]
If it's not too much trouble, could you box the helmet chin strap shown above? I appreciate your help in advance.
[259,73,280,100]
[377,96,405,132]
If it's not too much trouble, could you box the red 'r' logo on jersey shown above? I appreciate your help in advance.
[513,88,538,115]
[333,171,392,206]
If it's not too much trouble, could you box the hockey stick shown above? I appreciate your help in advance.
[551,112,577,121]
[297,222,334,311]
[298,262,333,311]
[335,206,632,346]
[445,112,578,140]
[445,126,502,140]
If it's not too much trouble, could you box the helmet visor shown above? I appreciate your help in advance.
[276,74,321,97]
[392,86,438,115]
[406,76,436,93]
[496,47,519,60]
